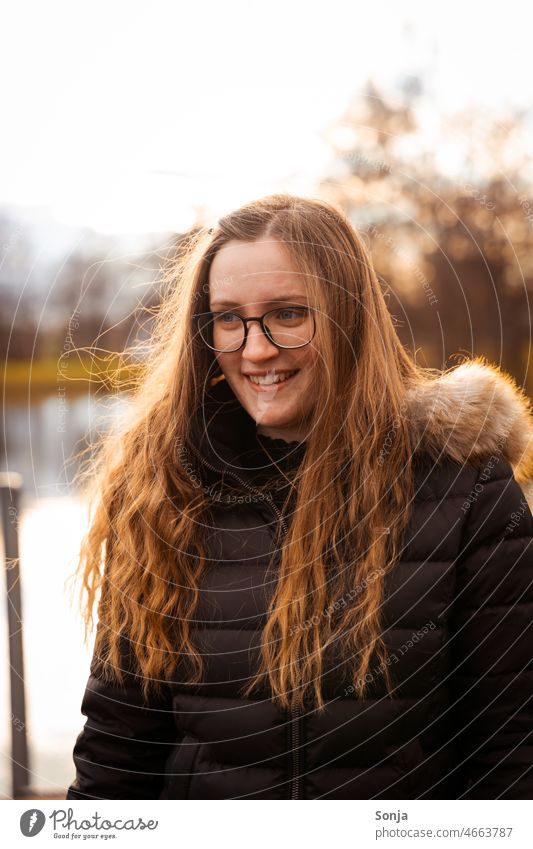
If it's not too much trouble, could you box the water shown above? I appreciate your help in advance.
[2,390,131,498]
[0,390,130,798]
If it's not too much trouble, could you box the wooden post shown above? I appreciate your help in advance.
[0,472,30,799]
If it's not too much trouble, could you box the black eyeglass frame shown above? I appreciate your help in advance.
[192,306,317,352]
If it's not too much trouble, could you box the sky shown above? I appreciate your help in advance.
[1,0,532,237]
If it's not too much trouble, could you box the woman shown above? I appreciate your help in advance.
[67,194,533,800]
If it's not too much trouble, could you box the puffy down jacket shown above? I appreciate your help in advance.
[67,362,533,799]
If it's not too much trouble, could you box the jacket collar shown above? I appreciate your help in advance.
[193,360,533,505]
[192,376,267,483]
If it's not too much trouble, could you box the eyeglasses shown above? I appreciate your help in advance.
[192,305,317,352]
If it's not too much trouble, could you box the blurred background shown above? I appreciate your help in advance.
[1,0,532,798]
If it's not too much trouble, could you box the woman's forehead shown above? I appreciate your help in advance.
[209,240,309,305]
[210,239,296,275]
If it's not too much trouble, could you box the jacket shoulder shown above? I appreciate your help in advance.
[412,451,480,502]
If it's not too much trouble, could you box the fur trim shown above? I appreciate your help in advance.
[406,358,533,510]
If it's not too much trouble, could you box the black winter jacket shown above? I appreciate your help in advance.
[67,362,533,800]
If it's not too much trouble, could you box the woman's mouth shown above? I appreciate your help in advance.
[244,369,299,391]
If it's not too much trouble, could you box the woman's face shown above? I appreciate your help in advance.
[207,239,319,443]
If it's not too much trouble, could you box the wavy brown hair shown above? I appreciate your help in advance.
[72,193,441,712]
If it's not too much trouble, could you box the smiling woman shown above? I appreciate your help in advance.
[67,193,533,801]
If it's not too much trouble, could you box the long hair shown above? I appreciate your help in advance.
[72,193,441,712]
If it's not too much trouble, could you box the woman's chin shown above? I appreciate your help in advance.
[227,379,308,429]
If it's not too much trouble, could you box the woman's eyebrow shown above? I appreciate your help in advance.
[210,295,309,308]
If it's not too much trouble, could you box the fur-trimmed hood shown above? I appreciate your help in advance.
[406,358,533,510]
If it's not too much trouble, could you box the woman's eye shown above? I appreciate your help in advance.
[215,312,239,324]
[277,307,307,321]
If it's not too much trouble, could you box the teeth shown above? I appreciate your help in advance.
[248,370,297,385]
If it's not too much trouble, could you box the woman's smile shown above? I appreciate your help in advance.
[243,368,300,390]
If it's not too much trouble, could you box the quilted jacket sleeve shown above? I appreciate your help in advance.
[66,636,178,800]
[449,458,533,799]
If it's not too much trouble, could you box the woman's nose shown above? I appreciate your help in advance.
[241,321,279,360]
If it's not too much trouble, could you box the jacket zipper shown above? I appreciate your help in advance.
[197,453,303,799]
[290,707,303,799]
